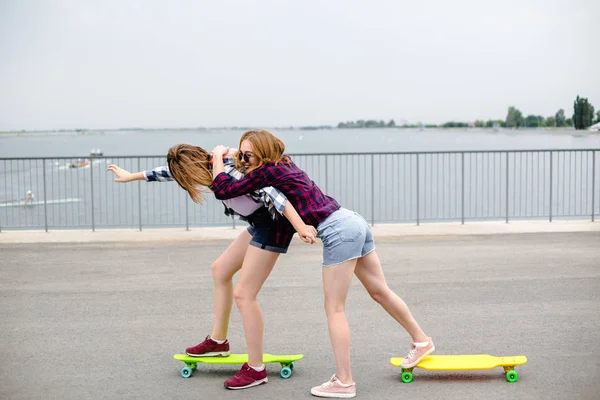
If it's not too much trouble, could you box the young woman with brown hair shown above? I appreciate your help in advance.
[107,143,316,390]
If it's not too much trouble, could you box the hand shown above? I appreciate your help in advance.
[297,225,318,244]
[211,145,229,158]
[107,165,134,182]
[226,148,238,158]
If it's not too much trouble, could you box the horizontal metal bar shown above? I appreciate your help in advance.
[2,148,600,161]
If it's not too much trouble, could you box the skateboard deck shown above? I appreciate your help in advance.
[390,354,527,383]
[174,353,304,379]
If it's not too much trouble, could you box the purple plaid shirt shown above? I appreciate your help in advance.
[211,157,340,231]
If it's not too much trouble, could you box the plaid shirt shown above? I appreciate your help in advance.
[144,158,288,222]
[210,157,340,228]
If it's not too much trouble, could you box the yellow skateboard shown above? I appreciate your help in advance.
[390,354,527,383]
[174,353,303,379]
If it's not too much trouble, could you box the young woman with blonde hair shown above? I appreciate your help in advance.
[210,129,434,398]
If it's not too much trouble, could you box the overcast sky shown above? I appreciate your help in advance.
[1,0,598,130]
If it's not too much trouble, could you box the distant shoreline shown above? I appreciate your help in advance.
[3,126,598,135]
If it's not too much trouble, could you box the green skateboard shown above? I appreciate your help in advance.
[173,353,304,379]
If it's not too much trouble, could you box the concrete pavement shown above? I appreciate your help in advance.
[0,228,599,399]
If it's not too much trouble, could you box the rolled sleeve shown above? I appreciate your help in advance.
[261,186,287,215]
[144,166,173,182]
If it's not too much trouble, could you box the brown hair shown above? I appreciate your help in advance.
[234,129,290,173]
[166,144,213,203]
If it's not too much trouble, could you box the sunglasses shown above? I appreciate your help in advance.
[238,152,255,163]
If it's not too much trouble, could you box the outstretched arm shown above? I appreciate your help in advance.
[106,165,146,182]
[109,147,239,183]
[107,165,173,183]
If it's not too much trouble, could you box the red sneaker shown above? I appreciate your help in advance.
[186,335,230,357]
[224,363,268,390]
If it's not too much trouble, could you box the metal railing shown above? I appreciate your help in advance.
[1,150,598,231]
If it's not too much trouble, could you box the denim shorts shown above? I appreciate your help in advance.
[246,225,290,254]
[316,208,375,267]
[245,207,290,254]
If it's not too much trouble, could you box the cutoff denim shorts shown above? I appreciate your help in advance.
[245,207,290,254]
[316,207,375,267]
[247,225,290,254]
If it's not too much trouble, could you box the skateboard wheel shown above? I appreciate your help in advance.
[181,367,193,378]
[280,367,292,379]
[401,371,413,383]
[506,371,518,382]
[290,362,294,370]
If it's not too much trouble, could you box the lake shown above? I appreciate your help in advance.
[1,128,598,230]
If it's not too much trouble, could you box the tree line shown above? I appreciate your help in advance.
[504,96,598,129]
[337,95,600,130]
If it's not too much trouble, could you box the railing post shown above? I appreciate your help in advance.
[371,154,375,226]
[43,159,48,232]
[185,198,190,231]
[592,151,596,222]
[325,156,329,194]
[549,151,553,222]
[416,153,420,226]
[461,152,465,224]
[90,158,95,231]
[505,152,509,223]
[138,158,142,231]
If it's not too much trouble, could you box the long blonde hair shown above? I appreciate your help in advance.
[234,129,290,173]
[166,144,213,203]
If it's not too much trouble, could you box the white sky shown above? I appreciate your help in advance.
[1,0,598,130]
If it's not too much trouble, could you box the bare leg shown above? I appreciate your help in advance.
[210,229,252,340]
[354,251,428,342]
[233,245,280,367]
[322,259,358,385]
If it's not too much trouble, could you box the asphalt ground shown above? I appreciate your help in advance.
[1,231,599,399]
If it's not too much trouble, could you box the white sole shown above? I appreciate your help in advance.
[310,388,356,398]
[225,378,268,390]
[186,351,230,357]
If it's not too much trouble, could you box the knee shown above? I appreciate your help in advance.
[211,260,231,284]
[367,285,390,305]
[324,299,345,317]
[233,286,255,308]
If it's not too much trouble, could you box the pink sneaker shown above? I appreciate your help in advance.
[401,337,435,368]
[186,335,230,357]
[224,363,268,390]
[310,375,356,398]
